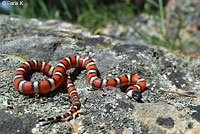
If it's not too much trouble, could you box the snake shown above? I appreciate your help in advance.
[13,56,146,122]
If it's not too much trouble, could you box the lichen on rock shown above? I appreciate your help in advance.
[0,15,199,134]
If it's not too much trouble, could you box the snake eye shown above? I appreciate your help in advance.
[132,90,142,100]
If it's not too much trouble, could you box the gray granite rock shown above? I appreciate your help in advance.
[0,36,64,61]
[0,15,200,134]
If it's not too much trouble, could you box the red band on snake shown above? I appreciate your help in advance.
[13,56,146,122]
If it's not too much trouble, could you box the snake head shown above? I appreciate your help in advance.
[127,90,142,101]
[132,90,142,100]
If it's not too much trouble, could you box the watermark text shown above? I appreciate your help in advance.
[1,1,23,6]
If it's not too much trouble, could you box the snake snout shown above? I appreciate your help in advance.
[132,90,142,100]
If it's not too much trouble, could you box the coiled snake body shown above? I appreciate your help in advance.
[13,56,146,122]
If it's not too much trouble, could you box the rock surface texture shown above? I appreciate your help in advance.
[0,15,200,134]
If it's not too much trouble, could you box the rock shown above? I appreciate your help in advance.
[0,15,200,134]
[0,36,63,61]
[0,109,35,134]
[100,0,200,56]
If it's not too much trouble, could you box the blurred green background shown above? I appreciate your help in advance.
[1,0,199,53]
[0,0,167,29]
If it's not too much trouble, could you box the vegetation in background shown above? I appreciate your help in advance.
[4,0,137,29]
[0,0,188,50]
[138,0,187,50]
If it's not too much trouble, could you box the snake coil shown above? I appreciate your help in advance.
[14,56,146,122]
